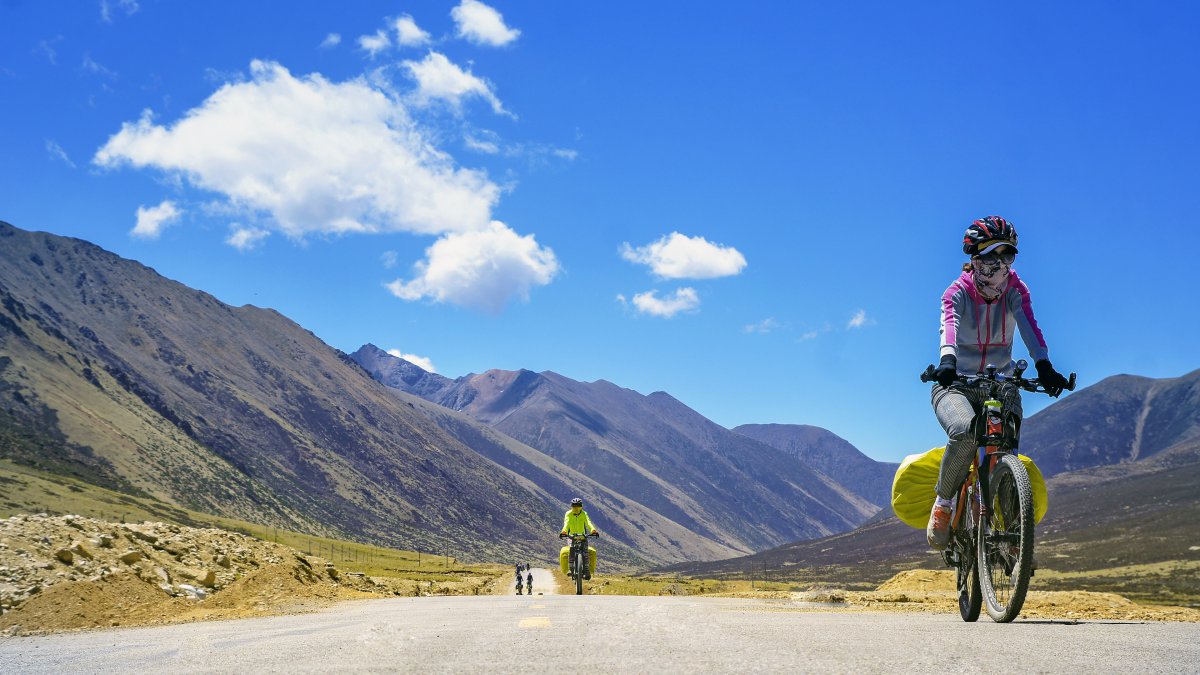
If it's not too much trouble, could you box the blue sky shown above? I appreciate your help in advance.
[2,2,1197,463]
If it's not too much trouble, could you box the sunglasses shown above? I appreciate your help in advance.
[975,251,1016,268]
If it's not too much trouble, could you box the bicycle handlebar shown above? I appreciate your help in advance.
[920,360,1076,395]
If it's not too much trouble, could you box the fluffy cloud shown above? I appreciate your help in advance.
[403,52,510,117]
[320,33,341,48]
[131,200,182,239]
[94,60,499,238]
[847,309,875,329]
[387,348,437,373]
[357,30,391,57]
[386,221,558,313]
[631,288,700,318]
[451,0,520,47]
[394,15,432,46]
[226,225,270,251]
[621,232,747,279]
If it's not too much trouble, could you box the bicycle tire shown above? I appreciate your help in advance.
[960,521,979,619]
[977,454,1034,622]
[575,551,584,595]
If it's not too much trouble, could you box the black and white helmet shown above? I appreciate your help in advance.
[570,497,583,507]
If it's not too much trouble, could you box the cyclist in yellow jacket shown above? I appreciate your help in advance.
[559,497,598,578]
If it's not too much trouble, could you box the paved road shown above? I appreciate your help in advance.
[2,595,1197,673]
[511,568,557,596]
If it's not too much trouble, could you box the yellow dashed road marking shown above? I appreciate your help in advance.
[530,604,546,609]
[519,617,551,628]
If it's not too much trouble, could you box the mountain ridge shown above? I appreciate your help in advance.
[352,344,879,553]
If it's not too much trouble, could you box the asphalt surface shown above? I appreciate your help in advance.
[511,567,557,596]
[2,594,1197,674]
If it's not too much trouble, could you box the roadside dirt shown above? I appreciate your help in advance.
[793,569,1200,622]
[0,514,494,635]
[5,514,1194,633]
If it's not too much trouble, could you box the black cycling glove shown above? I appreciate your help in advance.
[1035,359,1069,397]
[934,354,958,387]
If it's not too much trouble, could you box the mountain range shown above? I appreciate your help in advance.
[352,344,879,552]
[6,218,1192,586]
[656,369,1200,603]
[1,221,879,566]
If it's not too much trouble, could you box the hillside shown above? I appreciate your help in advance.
[732,424,898,508]
[656,372,1200,604]
[0,221,617,564]
[352,345,878,553]
[1021,369,1200,475]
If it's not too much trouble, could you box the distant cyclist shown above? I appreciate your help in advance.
[559,497,599,579]
[927,216,1070,550]
[526,570,533,593]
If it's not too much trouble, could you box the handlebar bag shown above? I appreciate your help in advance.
[891,446,1048,529]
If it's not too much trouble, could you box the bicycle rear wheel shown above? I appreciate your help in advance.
[977,454,1034,622]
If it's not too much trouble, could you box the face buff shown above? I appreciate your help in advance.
[972,254,1012,300]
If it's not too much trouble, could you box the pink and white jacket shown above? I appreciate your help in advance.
[939,269,1049,376]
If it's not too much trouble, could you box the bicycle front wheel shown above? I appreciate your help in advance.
[575,551,584,595]
[977,454,1034,622]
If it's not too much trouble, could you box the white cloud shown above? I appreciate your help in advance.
[621,232,747,279]
[131,200,182,239]
[357,30,391,58]
[386,221,558,313]
[403,51,510,117]
[381,250,399,268]
[464,134,500,154]
[34,36,63,65]
[387,348,437,373]
[744,318,779,334]
[847,309,875,329]
[394,15,432,46]
[94,60,500,239]
[615,293,627,305]
[100,0,138,24]
[631,288,700,318]
[226,225,270,251]
[45,139,76,168]
[451,0,520,47]
[82,54,117,79]
[320,33,342,48]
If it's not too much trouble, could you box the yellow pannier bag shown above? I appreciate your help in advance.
[891,447,1048,529]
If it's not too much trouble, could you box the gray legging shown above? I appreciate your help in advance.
[931,382,1023,499]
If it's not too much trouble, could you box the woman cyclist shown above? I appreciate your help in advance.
[927,216,1070,550]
